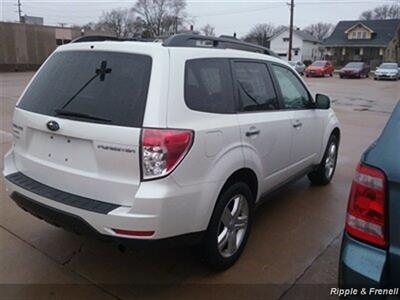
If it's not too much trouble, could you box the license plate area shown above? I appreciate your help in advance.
[26,129,97,170]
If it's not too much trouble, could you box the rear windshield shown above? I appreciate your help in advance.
[18,51,152,127]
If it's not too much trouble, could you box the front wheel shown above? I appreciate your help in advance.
[308,135,339,185]
[199,182,254,270]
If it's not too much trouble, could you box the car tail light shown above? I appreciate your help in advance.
[345,163,387,248]
[141,128,193,180]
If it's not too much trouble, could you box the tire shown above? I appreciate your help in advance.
[199,182,254,270]
[308,134,339,185]
[340,75,344,79]
[329,73,333,77]
[306,74,309,77]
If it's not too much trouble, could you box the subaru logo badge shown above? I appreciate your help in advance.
[46,120,60,131]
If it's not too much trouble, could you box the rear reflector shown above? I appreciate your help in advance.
[112,228,155,237]
[345,163,387,248]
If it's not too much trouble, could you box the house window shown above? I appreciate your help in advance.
[352,31,356,38]
[357,32,362,39]
[355,48,360,55]
[283,37,289,42]
[362,32,367,39]
[294,49,299,55]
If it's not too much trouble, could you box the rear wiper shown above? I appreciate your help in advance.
[55,109,111,123]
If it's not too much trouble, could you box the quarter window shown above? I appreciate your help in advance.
[233,62,279,112]
[271,64,311,110]
[185,59,235,114]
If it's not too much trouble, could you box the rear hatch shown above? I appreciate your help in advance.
[12,49,152,206]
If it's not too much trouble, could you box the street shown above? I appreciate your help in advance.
[0,72,399,299]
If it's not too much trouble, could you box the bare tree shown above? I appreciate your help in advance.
[360,4,400,20]
[133,0,188,37]
[243,23,276,48]
[96,8,142,38]
[304,22,334,41]
[201,24,215,37]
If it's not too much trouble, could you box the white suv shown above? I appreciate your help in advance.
[3,34,340,269]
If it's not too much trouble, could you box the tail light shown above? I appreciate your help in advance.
[345,163,387,248]
[141,128,193,180]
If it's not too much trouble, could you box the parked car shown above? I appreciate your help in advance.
[339,101,400,293]
[288,60,305,75]
[374,62,400,80]
[305,60,334,77]
[339,62,370,79]
[3,34,341,270]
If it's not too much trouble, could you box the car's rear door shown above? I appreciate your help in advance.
[12,50,154,206]
[232,59,294,193]
[270,63,325,173]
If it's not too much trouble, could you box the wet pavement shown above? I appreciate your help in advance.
[0,72,399,299]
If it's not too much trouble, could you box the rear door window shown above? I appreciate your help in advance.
[232,61,279,112]
[185,59,236,114]
[18,51,152,127]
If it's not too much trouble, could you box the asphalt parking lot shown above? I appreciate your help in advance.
[0,72,399,300]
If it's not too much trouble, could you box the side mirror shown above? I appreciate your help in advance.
[315,93,331,109]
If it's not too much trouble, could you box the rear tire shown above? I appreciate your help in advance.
[308,135,339,185]
[199,182,254,270]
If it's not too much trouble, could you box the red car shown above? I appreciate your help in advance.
[305,60,334,77]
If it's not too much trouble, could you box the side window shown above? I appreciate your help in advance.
[233,61,279,112]
[271,64,311,110]
[185,59,235,114]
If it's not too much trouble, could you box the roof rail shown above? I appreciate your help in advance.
[163,33,280,58]
[71,35,139,43]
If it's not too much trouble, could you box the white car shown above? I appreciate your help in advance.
[374,62,400,80]
[288,60,306,75]
[3,34,340,269]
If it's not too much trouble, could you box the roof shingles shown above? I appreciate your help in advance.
[324,19,400,47]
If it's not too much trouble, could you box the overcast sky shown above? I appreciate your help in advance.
[0,0,397,37]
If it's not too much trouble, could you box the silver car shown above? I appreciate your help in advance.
[374,62,400,80]
[289,60,306,75]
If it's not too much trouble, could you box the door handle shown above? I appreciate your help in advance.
[245,128,260,137]
[292,121,302,128]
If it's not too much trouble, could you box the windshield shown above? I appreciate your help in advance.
[311,61,326,67]
[18,51,152,127]
[345,62,363,68]
[288,61,296,66]
[379,63,398,70]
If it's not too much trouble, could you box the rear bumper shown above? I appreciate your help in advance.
[8,191,204,248]
[339,233,390,299]
[3,148,219,243]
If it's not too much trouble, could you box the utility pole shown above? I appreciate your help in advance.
[288,0,294,61]
[17,0,22,23]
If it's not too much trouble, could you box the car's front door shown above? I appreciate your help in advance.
[270,64,325,173]
[232,60,294,194]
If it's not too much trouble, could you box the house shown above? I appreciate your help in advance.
[269,27,322,62]
[324,19,400,68]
